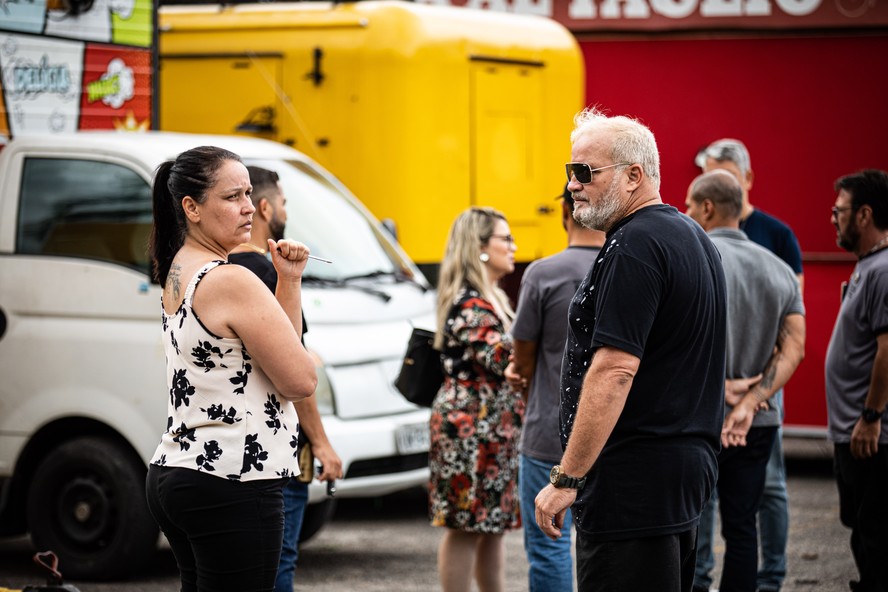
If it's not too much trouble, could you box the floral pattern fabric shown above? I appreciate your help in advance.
[149,260,300,482]
[429,288,524,533]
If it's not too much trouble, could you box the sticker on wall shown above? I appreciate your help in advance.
[79,44,150,130]
[0,33,84,134]
[111,0,152,48]
[44,0,140,45]
[0,0,49,35]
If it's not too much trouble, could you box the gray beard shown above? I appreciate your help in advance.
[574,178,622,232]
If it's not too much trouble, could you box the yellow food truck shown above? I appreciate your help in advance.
[159,0,584,275]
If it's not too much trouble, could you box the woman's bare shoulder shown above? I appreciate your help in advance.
[198,261,271,299]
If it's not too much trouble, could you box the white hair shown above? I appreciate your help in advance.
[571,107,661,191]
[703,138,751,176]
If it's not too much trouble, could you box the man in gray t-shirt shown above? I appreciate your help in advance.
[824,169,888,591]
[685,170,805,592]
[505,189,603,592]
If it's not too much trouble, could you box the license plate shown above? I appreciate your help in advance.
[395,422,430,454]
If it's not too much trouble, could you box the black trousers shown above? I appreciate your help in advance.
[716,426,777,592]
[576,528,697,592]
[146,464,287,592]
[834,444,888,592]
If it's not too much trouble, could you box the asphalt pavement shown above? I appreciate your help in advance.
[0,441,859,591]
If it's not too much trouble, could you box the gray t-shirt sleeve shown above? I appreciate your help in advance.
[512,263,543,343]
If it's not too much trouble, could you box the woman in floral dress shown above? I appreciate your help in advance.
[429,206,525,592]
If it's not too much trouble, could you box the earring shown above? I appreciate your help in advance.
[479,252,490,263]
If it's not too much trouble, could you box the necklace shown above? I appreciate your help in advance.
[238,242,266,254]
[866,234,888,256]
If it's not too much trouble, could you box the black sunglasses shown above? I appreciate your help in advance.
[565,162,631,184]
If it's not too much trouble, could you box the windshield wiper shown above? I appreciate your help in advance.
[302,275,391,302]
[342,270,392,281]
[342,269,429,292]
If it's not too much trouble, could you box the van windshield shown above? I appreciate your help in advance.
[246,158,421,284]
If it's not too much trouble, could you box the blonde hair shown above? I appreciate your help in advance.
[434,206,515,350]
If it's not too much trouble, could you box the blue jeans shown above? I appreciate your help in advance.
[274,478,309,592]
[694,487,718,590]
[757,391,789,591]
[520,454,573,592]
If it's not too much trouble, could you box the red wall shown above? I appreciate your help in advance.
[578,34,888,431]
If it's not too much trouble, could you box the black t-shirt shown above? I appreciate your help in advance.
[560,205,726,541]
[228,251,308,340]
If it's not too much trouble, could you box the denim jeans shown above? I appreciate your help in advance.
[694,488,718,590]
[146,465,286,592]
[577,528,697,592]
[520,454,573,592]
[757,390,789,591]
[274,478,309,592]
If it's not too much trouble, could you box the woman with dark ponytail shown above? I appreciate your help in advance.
[145,146,318,592]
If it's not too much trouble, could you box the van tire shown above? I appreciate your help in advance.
[26,436,158,580]
[299,498,336,544]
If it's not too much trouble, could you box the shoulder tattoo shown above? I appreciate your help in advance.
[169,263,182,301]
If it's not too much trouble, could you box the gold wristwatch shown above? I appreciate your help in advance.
[549,465,586,489]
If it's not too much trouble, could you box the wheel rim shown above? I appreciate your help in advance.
[54,472,116,547]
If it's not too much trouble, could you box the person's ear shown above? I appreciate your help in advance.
[257,198,273,221]
[182,196,200,223]
[856,204,873,228]
[625,163,643,190]
[702,199,716,223]
[745,168,754,192]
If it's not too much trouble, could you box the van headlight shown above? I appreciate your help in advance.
[307,350,335,415]
[313,364,335,415]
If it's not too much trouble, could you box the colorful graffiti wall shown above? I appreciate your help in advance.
[0,0,153,138]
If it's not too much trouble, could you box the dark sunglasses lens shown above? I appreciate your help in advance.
[566,163,591,184]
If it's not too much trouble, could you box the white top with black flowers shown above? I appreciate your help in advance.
[150,260,300,481]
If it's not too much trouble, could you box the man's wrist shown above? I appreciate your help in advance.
[549,465,587,489]
[861,406,885,423]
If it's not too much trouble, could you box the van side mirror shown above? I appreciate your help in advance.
[381,218,398,241]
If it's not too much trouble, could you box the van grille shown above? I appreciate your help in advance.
[345,453,429,479]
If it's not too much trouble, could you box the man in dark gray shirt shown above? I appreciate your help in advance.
[685,170,806,592]
[506,187,604,592]
[825,169,888,592]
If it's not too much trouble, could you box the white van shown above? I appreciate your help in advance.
[0,131,434,579]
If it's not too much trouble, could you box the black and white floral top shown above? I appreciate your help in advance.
[150,260,300,481]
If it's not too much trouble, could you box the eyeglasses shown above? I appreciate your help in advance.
[831,206,853,217]
[565,162,631,184]
[489,234,515,245]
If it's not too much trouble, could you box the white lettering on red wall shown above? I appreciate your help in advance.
[417,0,888,31]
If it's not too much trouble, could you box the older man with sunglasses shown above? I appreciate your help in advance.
[535,108,727,592]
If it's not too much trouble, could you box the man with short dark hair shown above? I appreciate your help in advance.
[230,166,343,592]
[825,169,888,592]
[686,170,806,592]
[535,108,727,592]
